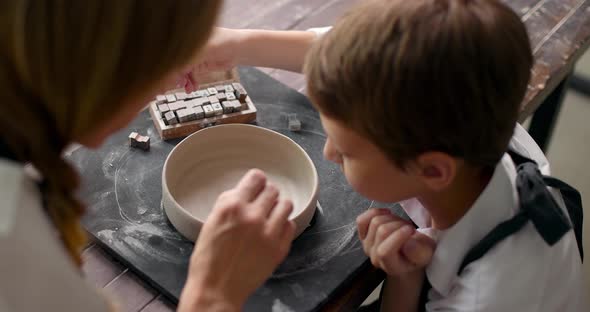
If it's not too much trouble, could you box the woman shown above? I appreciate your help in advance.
[0,1,295,311]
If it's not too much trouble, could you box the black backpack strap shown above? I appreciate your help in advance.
[458,150,580,275]
[507,149,583,260]
[506,149,535,167]
[514,161,572,245]
[507,150,583,260]
[458,211,529,274]
[543,176,584,261]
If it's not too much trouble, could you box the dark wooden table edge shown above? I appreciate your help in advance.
[320,264,385,312]
[89,235,183,305]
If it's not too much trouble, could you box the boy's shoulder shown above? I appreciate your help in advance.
[426,223,586,311]
[508,123,551,173]
[423,124,587,311]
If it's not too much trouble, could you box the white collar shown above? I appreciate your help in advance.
[401,153,519,296]
[400,124,552,296]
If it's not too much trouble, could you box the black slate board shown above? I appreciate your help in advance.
[68,67,403,311]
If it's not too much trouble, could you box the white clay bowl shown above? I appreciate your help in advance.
[162,124,319,241]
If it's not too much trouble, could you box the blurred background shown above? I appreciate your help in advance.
[538,50,590,288]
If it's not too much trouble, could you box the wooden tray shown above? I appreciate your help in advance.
[149,68,257,140]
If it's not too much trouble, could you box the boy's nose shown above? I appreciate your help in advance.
[323,138,342,164]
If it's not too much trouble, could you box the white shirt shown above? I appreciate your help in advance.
[0,159,109,312]
[402,124,588,311]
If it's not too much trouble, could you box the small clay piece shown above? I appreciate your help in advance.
[164,111,178,125]
[201,120,217,128]
[203,104,214,118]
[231,82,242,90]
[207,87,218,95]
[232,83,248,102]
[193,106,205,119]
[230,100,242,112]
[226,92,237,101]
[165,94,176,103]
[224,85,234,93]
[129,132,150,151]
[185,108,198,122]
[221,101,233,114]
[156,95,167,104]
[208,95,220,104]
[215,85,226,92]
[183,99,197,108]
[167,101,186,112]
[216,92,227,101]
[158,104,170,116]
[211,103,224,116]
[175,92,187,101]
[193,97,210,107]
[177,108,197,123]
[176,108,189,123]
[288,120,301,132]
[185,92,196,100]
[287,113,301,132]
[128,132,138,144]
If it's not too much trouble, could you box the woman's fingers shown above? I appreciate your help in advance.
[251,182,279,218]
[281,220,296,244]
[267,199,294,237]
[184,73,197,93]
[235,169,267,202]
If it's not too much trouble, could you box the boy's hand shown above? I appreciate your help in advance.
[179,169,296,311]
[357,209,436,276]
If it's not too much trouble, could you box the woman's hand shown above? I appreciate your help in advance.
[356,209,436,276]
[177,28,246,92]
[178,169,296,311]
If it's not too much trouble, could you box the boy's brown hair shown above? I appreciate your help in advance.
[304,0,533,168]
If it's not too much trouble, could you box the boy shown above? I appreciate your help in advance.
[302,0,587,311]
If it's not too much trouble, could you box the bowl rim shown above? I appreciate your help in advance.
[162,124,319,224]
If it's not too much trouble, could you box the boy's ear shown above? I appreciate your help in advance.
[412,152,457,191]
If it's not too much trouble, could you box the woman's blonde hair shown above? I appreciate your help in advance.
[0,0,221,265]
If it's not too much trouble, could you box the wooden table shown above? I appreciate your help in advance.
[80,0,590,311]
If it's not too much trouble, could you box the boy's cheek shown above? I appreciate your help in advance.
[344,166,412,203]
[342,164,373,198]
